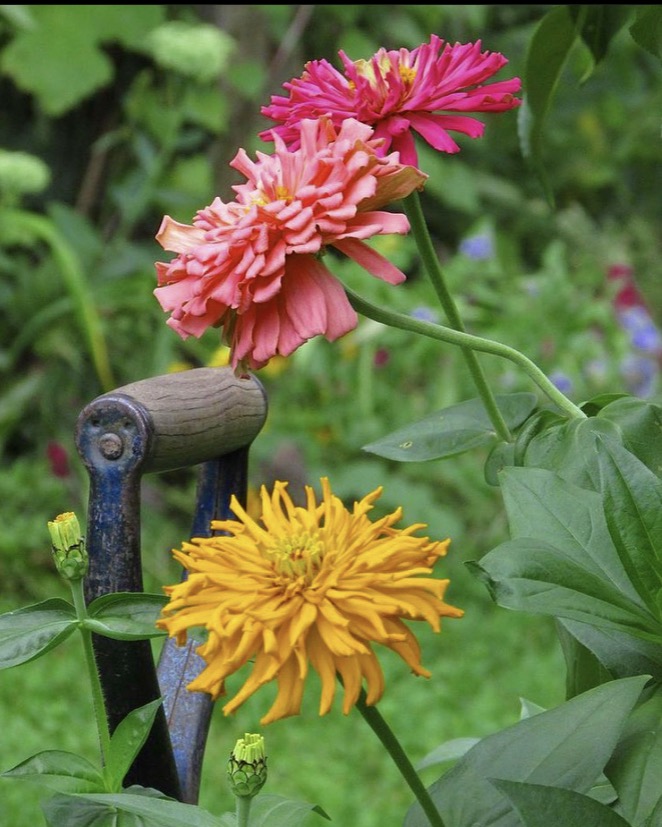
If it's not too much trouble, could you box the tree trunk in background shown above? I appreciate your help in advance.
[195,4,313,196]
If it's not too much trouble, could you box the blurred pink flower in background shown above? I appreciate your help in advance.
[260,36,521,166]
[47,441,70,478]
[154,117,426,371]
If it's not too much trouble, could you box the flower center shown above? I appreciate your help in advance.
[352,55,417,91]
[251,185,294,208]
[267,531,325,581]
[399,65,416,85]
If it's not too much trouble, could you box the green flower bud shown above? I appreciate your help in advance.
[0,150,51,197]
[146,21,235,83]
[48,512,88,581]
[227,733,267,798]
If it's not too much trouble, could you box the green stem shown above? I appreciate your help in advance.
[70,579,112,767]
[356,691,446,827]
[404,189,512,442]
[1,209,115,391]
[236,795,253,827]
[345,285,587,421]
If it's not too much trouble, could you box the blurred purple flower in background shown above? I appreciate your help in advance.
[548,369,574,396]
[411,306,440,323]
[620,354,658,398]
[459,233,494,260]
[616,306,662,355]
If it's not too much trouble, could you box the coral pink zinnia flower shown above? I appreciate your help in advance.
[154,117,426,372]
[260,35,521,166]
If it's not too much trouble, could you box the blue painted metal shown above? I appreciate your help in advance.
[76,392,182,798]
[157,449,249,803]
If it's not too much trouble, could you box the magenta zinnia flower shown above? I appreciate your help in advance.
[260,36,521,166]
[154,117,426,371]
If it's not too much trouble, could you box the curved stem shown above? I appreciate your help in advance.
[345,285,587,421]
[70,579,112,767]
[356,691,446,827]
[404,190,512,442]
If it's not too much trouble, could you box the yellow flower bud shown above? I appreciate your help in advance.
[227,733,267,798]
[48,512,88,581]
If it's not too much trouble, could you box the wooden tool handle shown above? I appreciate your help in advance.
[77,366,268,474]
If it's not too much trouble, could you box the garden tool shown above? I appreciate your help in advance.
[75,366,267,803]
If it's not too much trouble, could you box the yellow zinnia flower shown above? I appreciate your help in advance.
[158,477,463,724]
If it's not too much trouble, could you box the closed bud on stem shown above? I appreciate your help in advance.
[48,512,88,581]
[227,732,267,798]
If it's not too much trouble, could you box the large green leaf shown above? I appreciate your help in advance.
[629,5,662,60]
[596,437,662,617]
[469,465,662,642]
[1,750,105,794]
[245,794,330,824]
[85,593,168,640]
[559,617,662,683]
[597,396,662,480]
[417,738,481,771]
[41,790,329,827]
[104,700,163,792]
[469,536,661,643]
[518,5,580,200]
[1,5,165,115]
[492,780,632,827]
[605,682,662,826]
[556,619,615,698]
[404,676,648,827]
[518,416,621,490]
[644,795,662,826]
[362,393,537,462]
[494,466,644,605]
[568,5,632,71]
[42,787,222,827]
[0,598,77,668]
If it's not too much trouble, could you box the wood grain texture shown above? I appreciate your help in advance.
[113,366,268,472]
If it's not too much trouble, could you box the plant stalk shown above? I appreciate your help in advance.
[356,691,446,827]
[236,795,253,827]
[404,190,512,441]
[70,579,112,767]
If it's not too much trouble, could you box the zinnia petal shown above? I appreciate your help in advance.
[334,237,407,284]
[154,116,423,370]
[261,35,521,166]
[158,478,463,724]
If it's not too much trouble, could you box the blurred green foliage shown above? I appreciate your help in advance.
[0,2,659,594]
[0,4,661,826]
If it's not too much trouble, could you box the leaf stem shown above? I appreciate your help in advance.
[70,579,112,767]
[356,691,446,827]
[345,285,587,421]
[404,189,512,441]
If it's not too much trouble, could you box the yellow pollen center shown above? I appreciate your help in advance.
[399,65,416,84]
[268,532,324,581]
[251,186,293,208]
[353,56,416,90]
[275,185,292,201]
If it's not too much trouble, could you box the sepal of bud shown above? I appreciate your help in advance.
[227,732,267,798]
[48,512,88,581]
